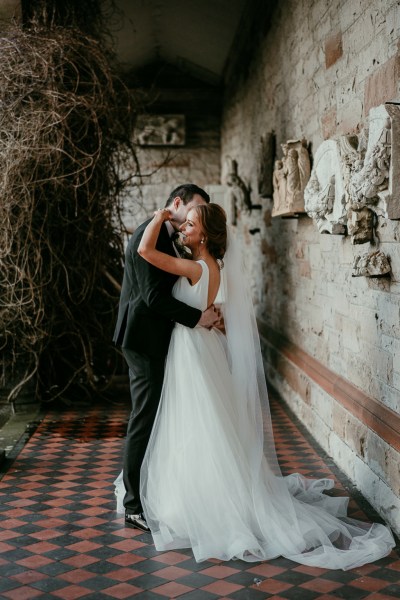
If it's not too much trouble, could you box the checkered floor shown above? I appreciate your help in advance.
[0,392,399,600]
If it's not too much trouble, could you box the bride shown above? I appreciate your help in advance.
[115,202,395,570]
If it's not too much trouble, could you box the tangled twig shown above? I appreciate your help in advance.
[0,25,139,403]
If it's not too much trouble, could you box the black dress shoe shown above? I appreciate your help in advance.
[125,511,150,532]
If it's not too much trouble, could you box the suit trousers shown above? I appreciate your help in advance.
[122,347,166,514]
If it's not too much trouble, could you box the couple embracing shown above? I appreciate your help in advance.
[114,183,394,569]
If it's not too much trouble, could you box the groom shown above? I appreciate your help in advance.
[113,183,220,531]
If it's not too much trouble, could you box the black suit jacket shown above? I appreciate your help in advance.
[113,220,201,358]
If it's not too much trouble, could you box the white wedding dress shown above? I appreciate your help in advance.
[115,248,395,570]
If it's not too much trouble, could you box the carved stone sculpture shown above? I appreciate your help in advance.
[348,106,392,225]
[347,206,375,244]
[352,250,391,277]
[349,122,390,207]
[136,114,185,146]
[385,102,400,219]
[304,139,346,234]
[272,159,286,213]
[338,135,359,193]
[272,139,310,216]
[225,158,252,224]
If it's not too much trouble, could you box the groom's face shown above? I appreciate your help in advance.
[171,194,207,229]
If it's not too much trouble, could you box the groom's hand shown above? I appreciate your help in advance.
[198,305,221,330]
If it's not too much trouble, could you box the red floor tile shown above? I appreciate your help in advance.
[256,579,294,594]
[300,578,342,592]
[16,555,54,568]
[152,550,191,565]
[153,565,193,579]
[11,571,48,584]
[201,580,244,595]
[62,555,100,567]
[65,540,102,553]
[51,585,92,599]
[153,581,195,597]
[58,569,97,583]
[102,583,144,598]
[2,587,43,599]
[350,576,394,592]
[200,565,241,578]
[247,563,286,577]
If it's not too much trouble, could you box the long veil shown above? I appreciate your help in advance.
[221,228,280,475]
[218,228,395,569]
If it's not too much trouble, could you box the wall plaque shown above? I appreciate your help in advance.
[135,114,186,146]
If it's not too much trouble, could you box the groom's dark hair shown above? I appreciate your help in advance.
[165,183,210,207]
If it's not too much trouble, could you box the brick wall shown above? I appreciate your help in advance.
[221,0,400,532]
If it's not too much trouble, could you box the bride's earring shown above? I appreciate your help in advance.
[194,240,205,260]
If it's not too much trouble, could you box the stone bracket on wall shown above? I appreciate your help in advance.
[352,250,391,277]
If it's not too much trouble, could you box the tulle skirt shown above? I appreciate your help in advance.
[115,325,395,569]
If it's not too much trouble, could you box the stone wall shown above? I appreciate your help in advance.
[121,67,222,233]
[121,143,221,234]
[221,0,400,532]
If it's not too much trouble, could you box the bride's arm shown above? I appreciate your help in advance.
[138,209,202,284]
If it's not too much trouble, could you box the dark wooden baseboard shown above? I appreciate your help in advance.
[258,321,400,452]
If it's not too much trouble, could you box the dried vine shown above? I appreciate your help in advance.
[0,24,139,404]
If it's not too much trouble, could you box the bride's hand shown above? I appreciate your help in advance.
[153,208,171,222]
[198,304,222,330]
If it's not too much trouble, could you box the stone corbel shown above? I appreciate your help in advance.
[347,205,375,244]
[352,250,391,277]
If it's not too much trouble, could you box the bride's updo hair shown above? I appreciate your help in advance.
[193,203,227,260]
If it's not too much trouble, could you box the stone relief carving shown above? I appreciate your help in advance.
[272,139,310,216]
[136,114,185,146]
[296,103,398,276]
[338,134,360,195]
[382,101,399,219]
[352,250,391,277]
[348,106,391,212]
[225,158,250,226]
[305,104,396,246]
[304,139,347,234]
[225,158,261,225]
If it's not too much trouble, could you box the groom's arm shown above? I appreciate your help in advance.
[134,250,201,328]
[134,254,220,329]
